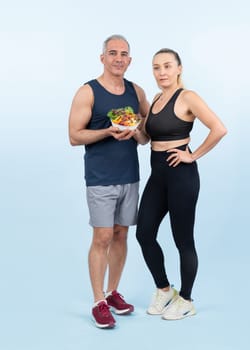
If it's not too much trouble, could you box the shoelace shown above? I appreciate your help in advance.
[171,297,190,311]
[98,302,111,316]
[112,291,125,301]
[174,297,184,309]
[153,290,169,307]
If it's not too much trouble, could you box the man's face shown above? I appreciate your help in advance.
[101,39,131,77]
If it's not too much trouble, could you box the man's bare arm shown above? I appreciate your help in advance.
[68,85,120,146]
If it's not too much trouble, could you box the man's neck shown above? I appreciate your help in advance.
[98,74,125,95]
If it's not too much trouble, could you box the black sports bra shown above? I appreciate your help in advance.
[145,88,193,141]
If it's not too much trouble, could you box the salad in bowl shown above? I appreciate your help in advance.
[107,106,141,130]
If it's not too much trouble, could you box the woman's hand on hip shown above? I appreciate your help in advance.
[166,146,194,167]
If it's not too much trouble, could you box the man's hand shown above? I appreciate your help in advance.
[109,126,136,140]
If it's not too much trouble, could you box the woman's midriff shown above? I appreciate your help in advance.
[151,137,190,151]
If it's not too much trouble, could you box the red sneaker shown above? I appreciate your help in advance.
[92,300,116,328]
[106,290,134,315]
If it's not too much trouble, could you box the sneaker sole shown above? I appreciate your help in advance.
[147,309,164,315]
[162,309,196,320]
[109,306,134,315]
[147,290,179,315]
[92,317,116,329]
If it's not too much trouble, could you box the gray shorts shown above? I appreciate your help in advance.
[86,182,139,227]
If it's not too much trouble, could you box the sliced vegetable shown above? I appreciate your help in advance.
[107,106,141,126]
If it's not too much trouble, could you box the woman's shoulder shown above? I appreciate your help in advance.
[181,89,197,97]
[180,89,202,103]
[152,92,162,103]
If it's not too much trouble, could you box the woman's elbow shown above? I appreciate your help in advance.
[220,125,228,138]
[214,123,227,140]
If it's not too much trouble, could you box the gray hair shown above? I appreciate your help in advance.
[102,34,130,53]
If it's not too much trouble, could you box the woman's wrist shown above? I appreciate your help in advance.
[190,154,196,162]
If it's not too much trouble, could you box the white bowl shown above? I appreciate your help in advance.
[111,120,141,131]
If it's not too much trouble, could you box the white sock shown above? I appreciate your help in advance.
[105,291,113,298]
[93,299,107,307]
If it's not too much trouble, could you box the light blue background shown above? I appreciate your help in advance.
[0,0,249,349]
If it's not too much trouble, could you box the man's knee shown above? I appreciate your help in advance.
[92,227,113,249]
[113,225,128,243]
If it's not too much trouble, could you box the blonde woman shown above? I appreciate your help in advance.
[136,48,227,320]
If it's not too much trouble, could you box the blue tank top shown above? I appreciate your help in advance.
[84,79,140,186]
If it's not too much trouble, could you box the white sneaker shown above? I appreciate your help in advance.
[162,295,196,320]
[147,287,178,315]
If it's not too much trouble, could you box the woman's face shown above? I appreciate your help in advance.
[152,53,182,89]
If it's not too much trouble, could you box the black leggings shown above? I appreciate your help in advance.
[136,145,200,300]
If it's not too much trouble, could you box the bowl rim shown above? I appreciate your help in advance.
[111,120,141,130]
